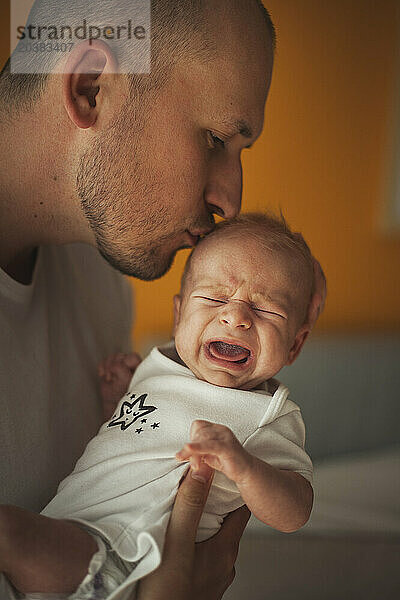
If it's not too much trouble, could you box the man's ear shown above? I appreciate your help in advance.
[63,40,119,129]
[173,295,182,336]
[286,325,310,366]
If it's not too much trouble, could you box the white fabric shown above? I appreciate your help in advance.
[42,344,313,600]
[0,243,133,513]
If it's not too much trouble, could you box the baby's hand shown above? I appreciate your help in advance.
[176,420,253,484]
[98,352,142,421]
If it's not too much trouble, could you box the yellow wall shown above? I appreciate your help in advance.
[1,1,400,348]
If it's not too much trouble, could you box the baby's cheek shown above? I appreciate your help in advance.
[175,329,196,369]
[257,334,288,378]
[174,334,186,363]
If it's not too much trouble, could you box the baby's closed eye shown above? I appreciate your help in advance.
[195,296,227,304]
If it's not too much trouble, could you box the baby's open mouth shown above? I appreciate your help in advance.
[208,341,251,364]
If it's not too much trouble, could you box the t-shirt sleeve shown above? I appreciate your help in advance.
[242,399,313,484]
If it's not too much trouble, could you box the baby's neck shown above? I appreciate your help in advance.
[160,343,187,368]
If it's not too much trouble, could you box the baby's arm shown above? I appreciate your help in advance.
[176,420,313,533]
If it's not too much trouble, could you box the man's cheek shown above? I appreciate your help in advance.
[177,146,208,193]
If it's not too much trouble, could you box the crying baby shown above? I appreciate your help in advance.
[7,213,318,600]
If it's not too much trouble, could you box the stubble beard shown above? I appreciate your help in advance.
[76,119,186,281]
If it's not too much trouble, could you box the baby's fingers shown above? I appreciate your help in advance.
[177,441,224,460]
[176,445,221,474]
[189,455,202,472]
[176,444,211,471]
[124,352,142,370]
[176,443,193,461]
[176,443,207,461]
[175,446,213,483]
[98,354,122,380]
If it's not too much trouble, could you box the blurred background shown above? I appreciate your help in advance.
[1,1,399,598]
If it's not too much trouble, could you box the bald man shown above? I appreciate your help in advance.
[0,1,322,598]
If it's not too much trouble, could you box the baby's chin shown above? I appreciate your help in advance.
[189,364,260,390]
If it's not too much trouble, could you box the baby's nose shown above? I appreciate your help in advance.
[219,303,252,329]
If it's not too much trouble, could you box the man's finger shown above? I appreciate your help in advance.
[220,504,250,541]
[211,505,250,552]
[168,465,214,545]
[136,466,214,600]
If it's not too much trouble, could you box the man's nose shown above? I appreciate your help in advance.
[204,154,242,219]
[220,302,252,330]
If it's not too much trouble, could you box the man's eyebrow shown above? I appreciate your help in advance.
[233,119,255,148]
[220,118,253,140]
[234,119,253,139]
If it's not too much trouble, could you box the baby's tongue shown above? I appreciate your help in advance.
[209,341,249,362]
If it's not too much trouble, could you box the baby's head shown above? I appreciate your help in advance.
[173,213,317,390]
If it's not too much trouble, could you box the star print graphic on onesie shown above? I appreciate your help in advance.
[41,344,313,600]
[108,393,157,431]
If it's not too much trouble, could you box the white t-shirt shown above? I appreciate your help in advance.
[0,243,133,512]
[42,344,313,599]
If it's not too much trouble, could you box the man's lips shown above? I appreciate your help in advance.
[185,229,213,247]
[185,231,199,247]
[204,338,254,370]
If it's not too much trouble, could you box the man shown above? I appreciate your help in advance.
[0,1,320,597]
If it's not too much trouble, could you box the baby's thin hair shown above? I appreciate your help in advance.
[181,211,316,324]
[213,212,313,262]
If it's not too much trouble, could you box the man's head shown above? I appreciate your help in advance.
[174,213,316,390]
[0,1,275,280]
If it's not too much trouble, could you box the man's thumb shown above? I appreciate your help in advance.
[170,465,214,542]
[190,461,213,484]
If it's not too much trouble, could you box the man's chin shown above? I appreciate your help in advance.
[98,244,179,281]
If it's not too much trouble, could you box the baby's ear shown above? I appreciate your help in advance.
[286,325,310,365]
[172,295,182,336]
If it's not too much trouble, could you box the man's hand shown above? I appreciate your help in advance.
[191,505,250,599]
[136,465,250,600]
[176,420,252,484]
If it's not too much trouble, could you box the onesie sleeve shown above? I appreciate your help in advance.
[242,398,313,484]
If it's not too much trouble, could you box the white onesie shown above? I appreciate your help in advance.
[41,344,313,600]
